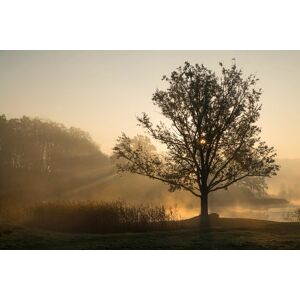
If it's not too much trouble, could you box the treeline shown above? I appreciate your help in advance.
[0,115,110,214]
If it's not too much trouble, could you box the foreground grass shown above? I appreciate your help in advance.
[2,218,300,249]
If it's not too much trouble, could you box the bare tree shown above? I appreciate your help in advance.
[113,62,279,219]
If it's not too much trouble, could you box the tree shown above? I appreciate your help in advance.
[113,61,280,220]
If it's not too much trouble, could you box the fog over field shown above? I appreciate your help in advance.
[47,154,299,221]
[1,51,300,222]
[0,118,296,222]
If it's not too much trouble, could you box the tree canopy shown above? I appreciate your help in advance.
[113,61,280,217]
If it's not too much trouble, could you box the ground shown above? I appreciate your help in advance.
[1,217,300,249]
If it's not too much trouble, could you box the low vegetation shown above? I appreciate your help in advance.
[2,217,300,249]
[283,208,300,222]
[25,201,180,234]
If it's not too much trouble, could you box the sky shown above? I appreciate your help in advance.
[0,50,299,158]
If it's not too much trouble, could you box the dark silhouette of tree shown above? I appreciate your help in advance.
[113,62,280,219]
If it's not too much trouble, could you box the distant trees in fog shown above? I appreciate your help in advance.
[0,115,108,209]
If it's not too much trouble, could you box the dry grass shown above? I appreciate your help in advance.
[26,200,181,234]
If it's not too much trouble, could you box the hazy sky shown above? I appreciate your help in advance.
[0,51,299,158]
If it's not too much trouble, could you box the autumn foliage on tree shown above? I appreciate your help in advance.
[113,62,279,218]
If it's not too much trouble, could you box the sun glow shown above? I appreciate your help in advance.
[199,138,206,145]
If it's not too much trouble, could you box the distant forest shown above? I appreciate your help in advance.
[0,115,110,212]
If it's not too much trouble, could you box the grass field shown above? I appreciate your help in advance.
[2,217,300,249]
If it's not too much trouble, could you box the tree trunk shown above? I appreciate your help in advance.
[200,191,209,227]
[200,192,208,218]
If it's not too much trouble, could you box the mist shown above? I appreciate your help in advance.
[0,115,297,223]
[54,157,300,222]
